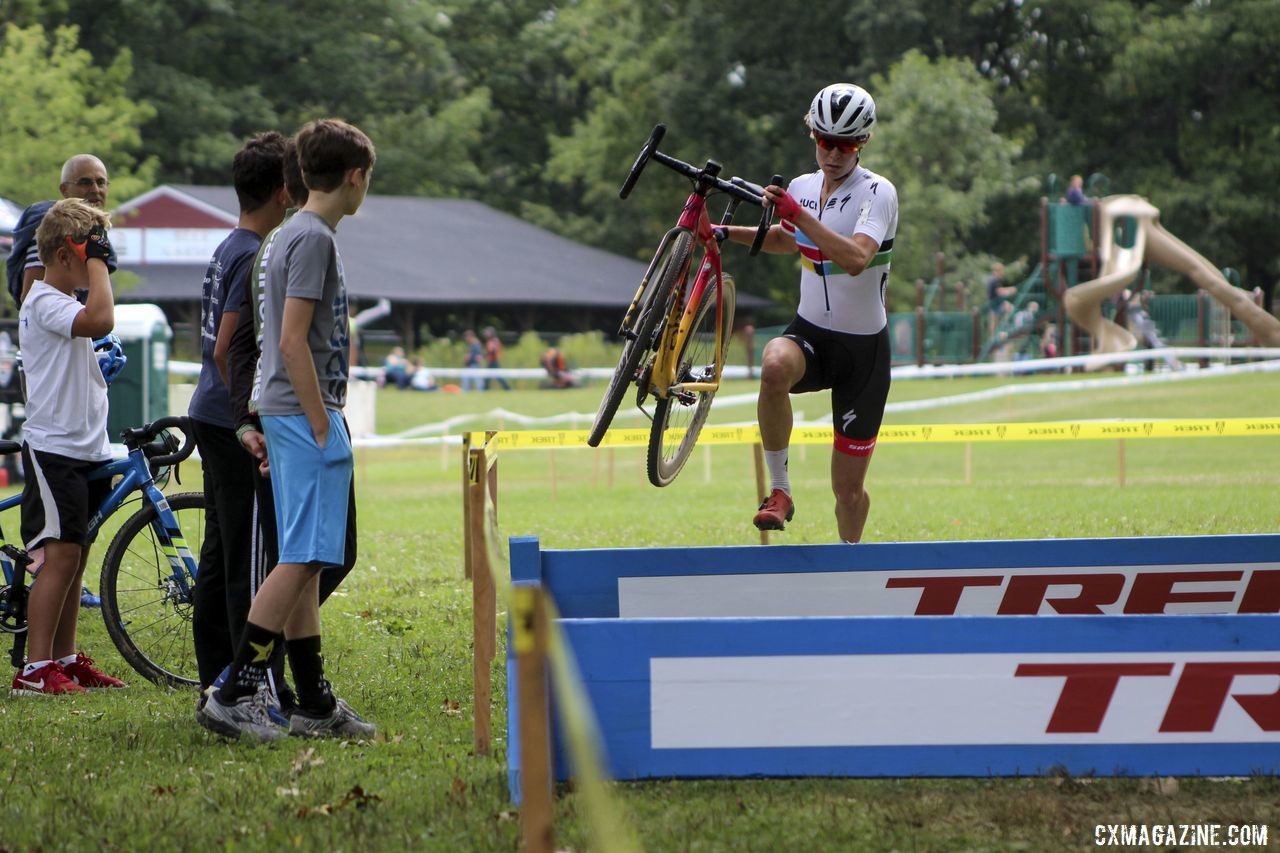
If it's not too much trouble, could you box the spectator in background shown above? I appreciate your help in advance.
[482,326,511,390]
[985,262,1016,339]
[461,329,483,392]
[8,155,116,308]
[1065,174,1089,205]
[1040,322,1059,359]
[380,346,408,389]
[1010,300,1039,360]
[408,356,437,391]
[540,346,575,389]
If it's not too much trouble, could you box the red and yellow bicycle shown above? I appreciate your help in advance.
[587,124,779,486]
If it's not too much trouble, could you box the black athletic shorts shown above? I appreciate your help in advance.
[20,445,112,550]
[781,315,891,457]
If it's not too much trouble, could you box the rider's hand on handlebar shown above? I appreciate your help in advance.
[712,226,730,244]
[764,186,802,223]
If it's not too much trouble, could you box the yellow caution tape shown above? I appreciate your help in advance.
[469,418,1280,450]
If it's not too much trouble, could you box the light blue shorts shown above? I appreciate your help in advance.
[261,409,352,569]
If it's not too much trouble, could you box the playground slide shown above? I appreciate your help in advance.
[1064,196,1280,361]
[1061,196,1145,356]
[1143,223,1280,347]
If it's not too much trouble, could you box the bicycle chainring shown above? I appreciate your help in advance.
[0,584,30,633]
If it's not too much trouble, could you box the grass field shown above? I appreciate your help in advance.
[0,369,1277,851]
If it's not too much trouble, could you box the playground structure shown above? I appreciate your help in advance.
[1063,195,1280,360]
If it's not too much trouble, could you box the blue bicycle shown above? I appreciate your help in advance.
[0,415,203,688]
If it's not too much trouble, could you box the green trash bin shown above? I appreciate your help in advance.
[107,304,171,441]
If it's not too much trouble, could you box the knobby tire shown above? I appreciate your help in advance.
[647,274,736,486]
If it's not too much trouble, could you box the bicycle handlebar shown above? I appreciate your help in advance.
[619,124,782,258]
[121,415,196,469]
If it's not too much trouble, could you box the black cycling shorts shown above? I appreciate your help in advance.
[781,315,891,457]
[20,445,112,549]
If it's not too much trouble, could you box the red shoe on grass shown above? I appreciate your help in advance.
[63,653,127,690]
[10,661,87,696]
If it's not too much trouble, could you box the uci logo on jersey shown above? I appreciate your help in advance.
[800,198,819,211]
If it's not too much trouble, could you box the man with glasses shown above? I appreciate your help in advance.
[8,155,116,307]
[718,83,898,543]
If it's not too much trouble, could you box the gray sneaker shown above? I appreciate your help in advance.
[197,685,288,743]
[289,698,376,739]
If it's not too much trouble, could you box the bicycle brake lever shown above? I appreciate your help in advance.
[750,174,784,256]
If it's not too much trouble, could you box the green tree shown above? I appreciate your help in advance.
[869,51,1021,311]
[1100,0,1280,308]
[25,0,458,185]
[0,24,155,205]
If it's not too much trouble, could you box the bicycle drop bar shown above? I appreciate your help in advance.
[121,415,196,468]
[648,148,766,208]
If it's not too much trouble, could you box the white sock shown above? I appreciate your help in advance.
[57,653,79,667]
[764,449,790,494]
[23,659,53,676]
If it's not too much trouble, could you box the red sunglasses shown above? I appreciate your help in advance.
[811,132,866,153]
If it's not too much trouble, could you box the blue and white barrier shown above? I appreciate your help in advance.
[507,534,1280,792]
[509,534,1280,618]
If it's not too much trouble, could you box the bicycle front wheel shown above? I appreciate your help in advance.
[647,274,736,486]
[100,491,205,688]
[588,231,693,447]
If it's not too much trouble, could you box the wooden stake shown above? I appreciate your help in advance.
[1117,438,1126,487]
[964,441,973,485]
[515,586,554,853]
[753,442,769,546]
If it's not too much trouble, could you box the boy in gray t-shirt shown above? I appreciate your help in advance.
[198,119,376,743]
[254,210,350,416]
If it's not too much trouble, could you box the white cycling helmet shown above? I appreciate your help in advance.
[808,83,876,139]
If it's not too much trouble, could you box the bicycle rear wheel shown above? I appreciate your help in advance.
[647,274,736,487]
[100,491,204,688]
[588,231,693,447]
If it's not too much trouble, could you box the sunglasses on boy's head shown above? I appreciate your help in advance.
[810,132,867,153]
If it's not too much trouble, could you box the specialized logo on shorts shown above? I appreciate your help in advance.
[841,408,857,431]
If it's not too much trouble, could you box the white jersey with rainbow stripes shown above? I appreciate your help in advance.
[780,165,898,335]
